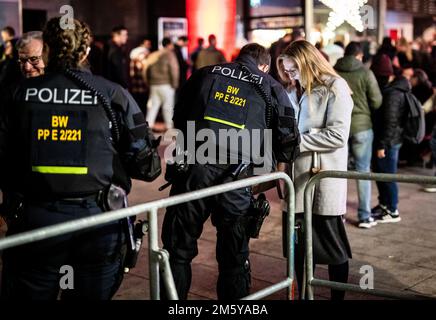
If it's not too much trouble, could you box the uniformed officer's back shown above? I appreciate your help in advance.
[161,43,300,300]
[0,17,157,301]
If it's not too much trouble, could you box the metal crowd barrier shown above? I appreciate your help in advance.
[0,172,295,301]
[303,170,436,300]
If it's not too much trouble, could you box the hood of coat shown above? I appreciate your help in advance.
[334,55,364,72]
[386,76,411,93]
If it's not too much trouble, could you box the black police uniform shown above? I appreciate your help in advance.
[161,54,299,300]
[0,68,152,300]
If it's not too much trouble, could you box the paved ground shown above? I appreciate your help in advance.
[1,146,436,300]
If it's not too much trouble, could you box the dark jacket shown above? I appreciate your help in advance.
[412,83,433,105]
[105,41,129,88]
[373,76,411,150]
[173,54,300,166]
[335,55,382,134]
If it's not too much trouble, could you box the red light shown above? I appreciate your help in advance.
[186,0,236,61]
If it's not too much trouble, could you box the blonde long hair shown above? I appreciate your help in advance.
[277,40,339,95]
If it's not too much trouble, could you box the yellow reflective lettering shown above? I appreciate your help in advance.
[52,129,58,141]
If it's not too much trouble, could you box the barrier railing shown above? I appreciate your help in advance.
[303,170,436,300]
[0,172,295,300]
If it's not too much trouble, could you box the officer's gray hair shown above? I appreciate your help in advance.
[16,31,43,51]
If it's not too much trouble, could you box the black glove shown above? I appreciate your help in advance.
[125,135,162,182]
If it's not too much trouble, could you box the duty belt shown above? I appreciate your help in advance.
[27,191,103,204]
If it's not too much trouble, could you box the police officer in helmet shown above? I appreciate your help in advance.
[0,17,158,300]
[161,43,300,300]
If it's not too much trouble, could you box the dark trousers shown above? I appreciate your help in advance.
[373,144,402,212]
[161,164,252,300]
[1,200,125,300]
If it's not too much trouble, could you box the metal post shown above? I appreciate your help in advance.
[304,183,315,300]
[158,249,179,300]
[377,0,387,44]
[304,0,314,42]
[148,208,160,300]
[286,182,295,300]
[303,170,436,301]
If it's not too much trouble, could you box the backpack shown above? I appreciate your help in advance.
[403,92,425,144]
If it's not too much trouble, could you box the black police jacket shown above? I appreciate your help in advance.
[0,68,151,198]
[173,54,299,167]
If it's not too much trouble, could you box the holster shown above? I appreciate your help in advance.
[245,193,270,239]
[99,184,146,272]
[165,161,190,183]
[123,220,148,271]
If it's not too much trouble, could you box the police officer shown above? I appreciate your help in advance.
[0,17,157,300]
[161,43,300,300]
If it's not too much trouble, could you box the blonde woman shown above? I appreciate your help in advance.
[278,40,353,300]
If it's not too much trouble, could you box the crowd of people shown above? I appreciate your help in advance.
[0,18,435,301]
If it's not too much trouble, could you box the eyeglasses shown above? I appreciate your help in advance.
[18,56,42,65]
[283,68,299,78]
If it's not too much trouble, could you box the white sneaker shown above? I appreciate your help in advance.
[374,209,401,224]
[358,217,378,229]
[422,186,436,193]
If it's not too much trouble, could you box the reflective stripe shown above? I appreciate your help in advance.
[204,116,245,129]
[32,166,88,175]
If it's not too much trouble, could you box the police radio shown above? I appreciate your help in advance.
[240,64,273,129]
[64,69,120,143]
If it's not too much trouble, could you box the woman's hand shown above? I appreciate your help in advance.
[377,149,386,159]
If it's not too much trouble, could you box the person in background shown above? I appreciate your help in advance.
[278,40,353,300]
[371,55,410,224]
[190,37,204,74]
[269,29,304,82]
[412,69,435,169]
[195,34,226,70]
[105,25,129,88]
[88,36,105,76]
[335,42,383,229]
[269,33,293,81]
[423,122,436,193]
[129,46,149,116]
[315,42,330,62]
[130,38,152,60]
[16,31,45,79]
[411,69,434,105]
[371,53,395,90]
[0,38,20,88]
[174,36,189,90]
[0,26,15,62]
[323,41,344,66]
[377,37,397,62]
[145,37,179,131]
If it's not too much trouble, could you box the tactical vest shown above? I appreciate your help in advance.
[197,63,269,164]
[13,73,121,198]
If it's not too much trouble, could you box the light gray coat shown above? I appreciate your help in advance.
[285,76,353,216]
